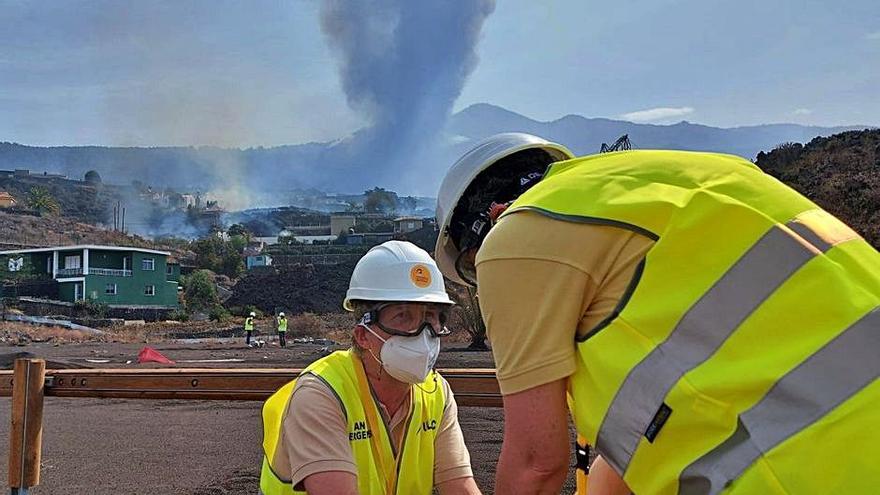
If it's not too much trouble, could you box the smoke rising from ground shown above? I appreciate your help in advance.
[320,0,496,193]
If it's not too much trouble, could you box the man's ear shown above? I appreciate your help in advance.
[353,324,371,348]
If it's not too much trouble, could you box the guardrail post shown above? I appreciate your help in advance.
[8,358,46,495]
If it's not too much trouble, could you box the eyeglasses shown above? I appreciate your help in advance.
[359,303,452,337]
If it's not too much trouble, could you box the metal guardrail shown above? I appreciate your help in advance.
[88,268,132,277]
[55,268,83,276]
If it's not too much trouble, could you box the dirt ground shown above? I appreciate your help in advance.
[0,338,578,494]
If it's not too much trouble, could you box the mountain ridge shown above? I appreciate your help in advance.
[0,104,871,197]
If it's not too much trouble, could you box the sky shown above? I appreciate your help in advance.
[1,0,878,147]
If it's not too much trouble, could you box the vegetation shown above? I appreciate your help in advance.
[226,223,251,239]
[74,298,109,318]
[190,235,246,278]
[208,305,231,322]
[26,186,61,216]
[364,187,398,214]
[756,129,880,249]
[182,269,220,313]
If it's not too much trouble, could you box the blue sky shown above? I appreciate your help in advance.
[1,0,878,147]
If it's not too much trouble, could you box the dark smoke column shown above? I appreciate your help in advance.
[320,0,496,193]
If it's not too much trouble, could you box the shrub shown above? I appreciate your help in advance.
[208,305,231,322]
[183,270,219,312]
[74,298,109,318]
[167,309,190,322]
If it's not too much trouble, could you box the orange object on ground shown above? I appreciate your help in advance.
[137,347,175,365]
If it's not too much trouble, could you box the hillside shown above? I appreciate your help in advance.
[0,210,186,256]
[756,129,880,249]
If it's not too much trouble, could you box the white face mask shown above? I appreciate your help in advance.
[360,324,440,384]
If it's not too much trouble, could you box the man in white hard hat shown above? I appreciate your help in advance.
[434,133,880,494]
[245,311,256,348]
[276,311,288,348]
[260,240,482,495]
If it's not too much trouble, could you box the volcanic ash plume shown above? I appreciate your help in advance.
[320,0,496,193]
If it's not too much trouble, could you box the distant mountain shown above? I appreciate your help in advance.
[448,103,868,159]
[0,104,870,200]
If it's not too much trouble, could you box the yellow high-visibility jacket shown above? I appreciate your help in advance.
[244,317,254,331]
[502,150,880,494]
[260,350,445,495]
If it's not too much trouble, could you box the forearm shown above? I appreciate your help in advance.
[588,456,631,495]
[494,380,570,494]
[437,475,482,495]
[302,471,358,495]
[495,442,568,494]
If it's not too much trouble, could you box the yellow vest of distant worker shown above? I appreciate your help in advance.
[277,318,287,332]
[245,317,254,331]
[502,150,880,495]
[260,350,445,495]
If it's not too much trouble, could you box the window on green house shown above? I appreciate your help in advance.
[144,285,155,296]
[166,265,173,275]
[142,258,155,271]
[105,283,117,295]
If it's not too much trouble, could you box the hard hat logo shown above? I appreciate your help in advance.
[410,264,432,288]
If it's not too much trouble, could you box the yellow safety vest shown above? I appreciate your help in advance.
[260,350,445,495]
[503,150,880,495]
[245,317,254,331]
[277,317,287,332]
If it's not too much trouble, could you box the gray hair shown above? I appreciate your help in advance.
[349,300,379,356]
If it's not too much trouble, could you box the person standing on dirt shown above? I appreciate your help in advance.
[433,132,880,495]
[276,312,288,348]
[244,311,255,348]
[260,240,481,495]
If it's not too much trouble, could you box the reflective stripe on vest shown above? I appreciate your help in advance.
[596,221,835,474]
[259,350,445,495]
[503,150,880,494]
[678,308,880,494]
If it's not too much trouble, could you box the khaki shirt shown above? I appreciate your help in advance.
[476,210,654,395]
[276,372,473,490]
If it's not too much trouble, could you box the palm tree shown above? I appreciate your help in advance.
[27,186,61,216]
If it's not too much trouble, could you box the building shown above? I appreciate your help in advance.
[330,214,358,236]
[393,216,424,234]
[0,191,16,208]
[0,245,179,308]
[246,253,273,270]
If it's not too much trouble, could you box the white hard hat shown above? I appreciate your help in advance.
[278,312,285,317]
[344,240,454,311]
[434,133,574,285]
[249,312,256,317]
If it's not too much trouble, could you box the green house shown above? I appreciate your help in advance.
[0,245,180,308]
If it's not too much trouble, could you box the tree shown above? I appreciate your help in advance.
[183,270,220,312]
[364,187,399,214]
[227,223,251,239]
[191,235,245,279]
[26,186,60,216]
